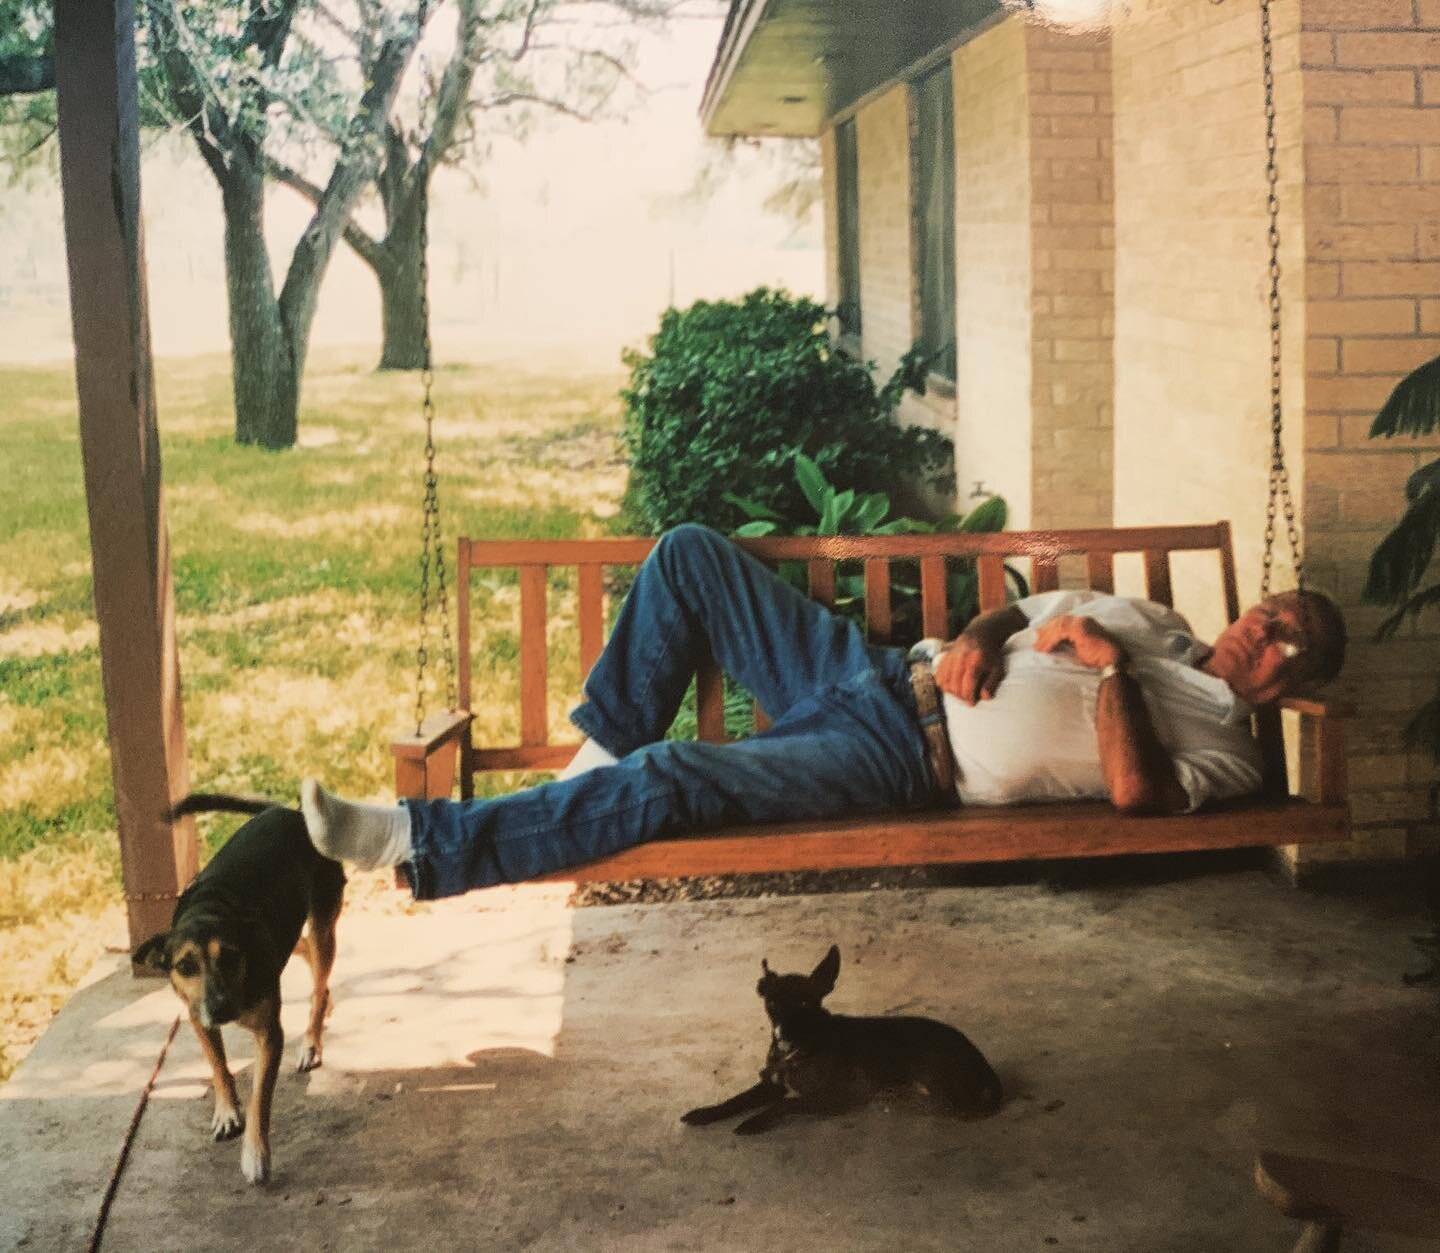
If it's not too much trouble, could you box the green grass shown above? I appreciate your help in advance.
[0,347,629,873]
[0,346,633,1083]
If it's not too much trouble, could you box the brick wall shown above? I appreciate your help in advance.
[953,18,1036,525]
[1298,0,1440,860]
[1111,0,1308,641]
[855,86,915,381]
[1027,23,1116,531]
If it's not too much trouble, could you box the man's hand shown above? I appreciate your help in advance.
[935,635,1006,706]
[1033,615,1129,671]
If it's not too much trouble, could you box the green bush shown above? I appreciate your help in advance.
[620,288,954,535]
[726,453,1025,645]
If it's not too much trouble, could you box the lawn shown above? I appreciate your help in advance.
[0,348,630,1082]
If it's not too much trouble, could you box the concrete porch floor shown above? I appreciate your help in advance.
[2,858,1437,1252]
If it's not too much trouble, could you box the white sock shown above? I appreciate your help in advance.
[300,779,412,871]
[557,737,619,781]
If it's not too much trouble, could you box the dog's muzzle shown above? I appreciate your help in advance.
[906,641,957,800]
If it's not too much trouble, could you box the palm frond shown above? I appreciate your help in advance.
[1377,582,1440,639]
[1403,697,1440,761]
[1407,457,1440,503]
[1363,485,1440,603]
[1371,355,1440,439]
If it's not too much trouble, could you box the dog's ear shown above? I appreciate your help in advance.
[810,945,840,996]
[761,958,772,976]
[133,931,172,972]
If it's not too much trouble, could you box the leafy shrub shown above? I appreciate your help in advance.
[621,288,953,535]
[726,453,1026,646]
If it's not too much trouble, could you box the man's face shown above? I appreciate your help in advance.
[1205,593,1321,706]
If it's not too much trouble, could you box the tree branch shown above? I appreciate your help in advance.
[144,0,236,180]
[268,155,386,273]
[474,91,596,121]
[278,25,420,355]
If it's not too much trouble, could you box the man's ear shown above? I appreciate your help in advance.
[133,932,171,972]
[811,945,840,995]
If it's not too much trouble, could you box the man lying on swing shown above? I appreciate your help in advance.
[300,524,1346,898]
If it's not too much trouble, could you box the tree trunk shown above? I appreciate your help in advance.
[222,169,299,449]
[375,186,427,371]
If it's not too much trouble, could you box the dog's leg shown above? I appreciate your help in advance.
[190,1014,243,1141]
[733,1096,803,1136]
[237,998,284,1185]
[296,863,344,1072]
[681,1077,785,1126]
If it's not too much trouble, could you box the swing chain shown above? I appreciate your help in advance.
[1260,0,1303,599]
[413,38,457,735]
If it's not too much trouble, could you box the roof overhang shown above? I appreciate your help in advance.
[701,0,1007,138]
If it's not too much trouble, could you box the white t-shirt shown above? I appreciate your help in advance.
[938,590,1263,812]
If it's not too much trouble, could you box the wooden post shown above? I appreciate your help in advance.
[53,0,197,955]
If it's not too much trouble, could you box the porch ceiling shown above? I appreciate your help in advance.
[701,0,1004,138]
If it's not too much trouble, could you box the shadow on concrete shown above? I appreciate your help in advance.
[2,869,1438,1251]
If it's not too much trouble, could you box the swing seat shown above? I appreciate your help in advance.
[390,524,1351,882]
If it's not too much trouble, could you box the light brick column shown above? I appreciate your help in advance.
[952,16,1116,530]
[1299,0,1440,863]
[1027,24,1116,530]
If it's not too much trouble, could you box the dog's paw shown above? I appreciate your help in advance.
[680,1106,720,1126]
[241,1138,270,1185]
[211,1106,244,1141]
[733,1114,775,1136]
[295,1041,322,1073]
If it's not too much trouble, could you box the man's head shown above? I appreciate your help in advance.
[1203,589,1346,706]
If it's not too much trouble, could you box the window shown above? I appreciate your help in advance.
[913,61,956,381]
[834,117,861,339]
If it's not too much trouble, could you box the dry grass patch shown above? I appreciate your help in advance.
[0,350,629,1087]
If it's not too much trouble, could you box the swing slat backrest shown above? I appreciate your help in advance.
[456,523,1241,780]
[392,522,1350,881]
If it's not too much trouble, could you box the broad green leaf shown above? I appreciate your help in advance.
[960,496,1008,533]
[854,492,890,531]
[722,491,783,522]
[733,520,778,537]
[794,453,829,515]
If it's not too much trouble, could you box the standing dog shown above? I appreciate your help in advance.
[134,795,345,1184]
[682,945,1002,1135]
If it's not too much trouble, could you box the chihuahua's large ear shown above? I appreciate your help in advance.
[811,945,840,995]
[760,958,773,976]
[133,932,171,972]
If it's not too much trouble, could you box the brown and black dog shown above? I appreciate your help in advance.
[682,945,1003,1135]
[134,795,345,1184]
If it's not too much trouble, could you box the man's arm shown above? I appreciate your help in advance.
[934,604,1029,705]
[1033,616,1189,815]
[1094,668,1190,815]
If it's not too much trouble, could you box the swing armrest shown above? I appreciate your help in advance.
[391,709,472,801]
[1279,696,1352,806]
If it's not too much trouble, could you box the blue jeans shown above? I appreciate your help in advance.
[401,524,935,899]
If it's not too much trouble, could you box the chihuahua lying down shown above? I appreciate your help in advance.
[682,945,1003,1135]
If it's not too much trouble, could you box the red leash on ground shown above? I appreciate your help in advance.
[87,1013,181,1253]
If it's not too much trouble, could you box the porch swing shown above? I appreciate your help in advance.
[387,0,1351,880]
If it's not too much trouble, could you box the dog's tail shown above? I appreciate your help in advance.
[167,793,283,821]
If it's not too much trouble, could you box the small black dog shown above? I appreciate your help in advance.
[133,794,345,1184]
[682,945,1002,1135]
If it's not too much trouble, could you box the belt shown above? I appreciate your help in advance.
[908,658,956,799]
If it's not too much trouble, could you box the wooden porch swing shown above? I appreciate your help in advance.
[388,0,1351,882]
